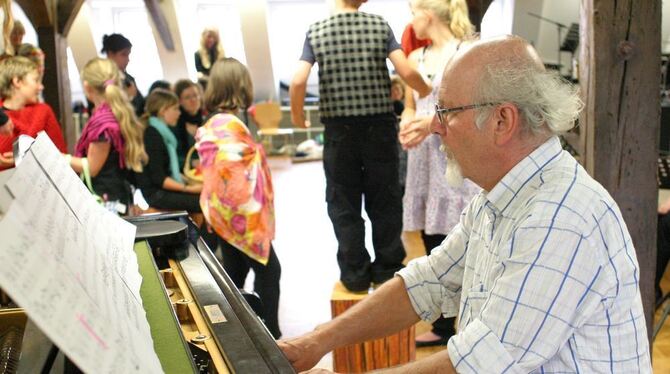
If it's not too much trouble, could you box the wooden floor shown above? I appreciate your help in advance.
[255,156,670,371]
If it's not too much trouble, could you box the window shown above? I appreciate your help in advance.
[176,0,246,81]
[267,0,328,90]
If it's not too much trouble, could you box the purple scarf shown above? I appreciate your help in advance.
[75,103,126,168]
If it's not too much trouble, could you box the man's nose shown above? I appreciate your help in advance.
[429,114,444,135]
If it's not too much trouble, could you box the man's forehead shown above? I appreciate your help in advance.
[438,66,471,105]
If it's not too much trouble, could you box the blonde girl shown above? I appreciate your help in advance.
[71,57,147,206]
[398,0,480,347]
[194,27,224,78]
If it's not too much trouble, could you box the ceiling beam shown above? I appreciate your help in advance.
[144,0,174,51]
[57,0,84,36]
[15,0,51,28]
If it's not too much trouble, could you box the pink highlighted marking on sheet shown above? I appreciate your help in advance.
[77,314,108,349]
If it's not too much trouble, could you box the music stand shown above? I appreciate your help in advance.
[560,23,580,78]
[528,13,569,73]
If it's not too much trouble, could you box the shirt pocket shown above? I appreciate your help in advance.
[458,285,489,327]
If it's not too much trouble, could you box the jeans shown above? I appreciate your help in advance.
[323,119,406,291]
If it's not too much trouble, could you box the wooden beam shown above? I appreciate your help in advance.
[144,0,174,51]
[580,0,660,340]
[57,0,85,36]
[15,0,51,28]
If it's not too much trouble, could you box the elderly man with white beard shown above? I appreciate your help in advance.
[278,35,651,374]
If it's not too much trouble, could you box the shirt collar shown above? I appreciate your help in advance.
[485,136,564,214]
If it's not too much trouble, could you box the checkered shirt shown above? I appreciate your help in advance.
[398,136,651,373]
[307,12,394,118]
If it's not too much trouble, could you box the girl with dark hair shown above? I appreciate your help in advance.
[197,58,282,339]
[171,79,204,168]
[100,33,145,117]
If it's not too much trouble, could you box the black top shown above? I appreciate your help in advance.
[91,138,132,205]
[134,126,171,199]
[170,108,204,168]
[194,49,218,76]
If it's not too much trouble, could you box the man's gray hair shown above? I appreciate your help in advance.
[473,62,583,135]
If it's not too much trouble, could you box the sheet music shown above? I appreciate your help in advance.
[0,133,162,373]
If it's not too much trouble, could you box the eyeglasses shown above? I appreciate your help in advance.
[434,102,499,126]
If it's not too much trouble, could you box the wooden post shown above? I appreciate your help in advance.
[37,27,74,153]
[580,0,660,340]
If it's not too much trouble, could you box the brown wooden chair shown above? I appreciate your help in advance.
[253,102,293,154]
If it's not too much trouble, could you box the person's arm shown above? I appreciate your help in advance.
[290,35,316,128]
[162,175,201,194]
[68,141,111,176]
[279,277,421,372]
[388,49,431,98]
[290,61,313,128]
[398,52,431,150]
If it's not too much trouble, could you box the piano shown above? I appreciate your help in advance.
[0,211,294,373]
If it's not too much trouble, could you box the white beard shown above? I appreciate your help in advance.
[440,144,465,188]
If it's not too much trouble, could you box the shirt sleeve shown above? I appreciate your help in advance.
[387,25,401,55]
[446,216,617,373]
[299,34,316,64]
[397,199,477,323]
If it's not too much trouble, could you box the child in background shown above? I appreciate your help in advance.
[172,79,205,168]
[134,88,202,212]
[197,58,282,339]
[69,57,147,207]
[0,56,66,170]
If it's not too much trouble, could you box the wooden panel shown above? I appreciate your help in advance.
[580,0,660,340]
[331,282,415,373]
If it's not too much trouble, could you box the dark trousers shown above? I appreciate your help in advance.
[422,231,456,339]
[323,120,406,291]
[219,239,282,339]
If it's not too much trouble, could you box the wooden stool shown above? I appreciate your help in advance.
[331,281,415,373]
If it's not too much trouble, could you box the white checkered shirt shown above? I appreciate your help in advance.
[398,136,651,373]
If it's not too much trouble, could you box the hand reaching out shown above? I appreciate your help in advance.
[0,152,14,168]
[398,116,432,150]
[278,333,329,373]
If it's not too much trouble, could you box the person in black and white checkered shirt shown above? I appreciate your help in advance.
[290,0,431,293]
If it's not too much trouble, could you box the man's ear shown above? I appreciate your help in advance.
[491,103,519,146]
